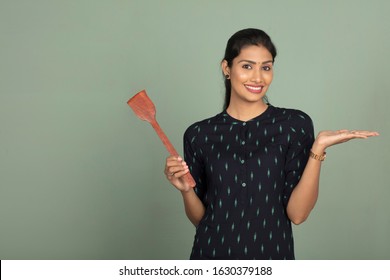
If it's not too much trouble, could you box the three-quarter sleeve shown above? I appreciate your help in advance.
[183,125,207,203]
[282,112,315,207]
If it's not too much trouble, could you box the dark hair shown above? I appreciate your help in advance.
[222,28,277,110]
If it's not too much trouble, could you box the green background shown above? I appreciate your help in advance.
[1,0,389,259]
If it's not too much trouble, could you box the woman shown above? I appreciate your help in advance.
[164,28,378,260]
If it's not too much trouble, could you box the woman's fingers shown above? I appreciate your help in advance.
[164,155,193,192]
[170,168,190,178]
[336,130,379,136]
[352,130,379,136]
[165,156,189,178]
[166,165,189,178]
[316,129,379,149]
[337,129,350,134]
[342,130,379,139]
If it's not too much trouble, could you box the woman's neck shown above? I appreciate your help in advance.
[226,101,268,122]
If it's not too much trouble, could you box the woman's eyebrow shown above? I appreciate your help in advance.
[238,59,273,64]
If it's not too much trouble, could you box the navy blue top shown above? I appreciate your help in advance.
[183,105,314,259]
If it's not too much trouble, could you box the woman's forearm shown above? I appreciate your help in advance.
[286,143,325,225]
[181,188,206,227]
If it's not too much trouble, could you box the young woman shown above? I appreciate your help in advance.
[164,28,378,260]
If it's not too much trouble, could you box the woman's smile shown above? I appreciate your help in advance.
[244,84,264,93]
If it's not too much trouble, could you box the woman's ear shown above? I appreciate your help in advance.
[221,60,230,76]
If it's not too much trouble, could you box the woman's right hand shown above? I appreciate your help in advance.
[164,156,193,192]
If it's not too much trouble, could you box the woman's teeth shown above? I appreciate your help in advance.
[245,85,263,92]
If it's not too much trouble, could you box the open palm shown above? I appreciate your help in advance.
[316,130,379,149]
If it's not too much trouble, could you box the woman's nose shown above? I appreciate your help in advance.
[251,69,263,83]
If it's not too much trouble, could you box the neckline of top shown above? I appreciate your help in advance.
[222,105,274,123]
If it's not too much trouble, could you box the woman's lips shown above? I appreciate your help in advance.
[245,85,263,93]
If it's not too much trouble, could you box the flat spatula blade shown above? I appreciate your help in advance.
[127,90,156,122]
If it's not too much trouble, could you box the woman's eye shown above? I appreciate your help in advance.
[242,64,252,69]
[263,66,272,71]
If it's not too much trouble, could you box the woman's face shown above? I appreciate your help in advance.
[222,45,274,107]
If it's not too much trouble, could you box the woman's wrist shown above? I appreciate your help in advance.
[181,187,195,195]
[311,140,326,156]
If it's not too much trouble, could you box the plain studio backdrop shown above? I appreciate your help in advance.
[0,0,389,260]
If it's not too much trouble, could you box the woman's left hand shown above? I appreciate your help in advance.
[313,129,379,152]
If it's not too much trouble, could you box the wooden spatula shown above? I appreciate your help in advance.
[127,90,196,187]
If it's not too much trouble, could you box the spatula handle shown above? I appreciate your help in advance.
[150,120,196,188]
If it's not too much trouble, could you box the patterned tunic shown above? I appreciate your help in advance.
[183,105,314,260]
